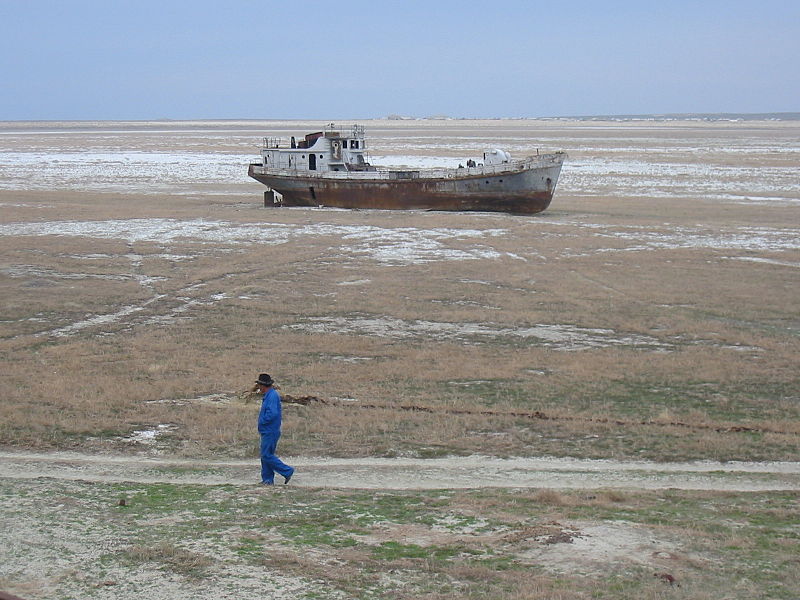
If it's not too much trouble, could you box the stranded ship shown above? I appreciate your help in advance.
[247,124,565,214]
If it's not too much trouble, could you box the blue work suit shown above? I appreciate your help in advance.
[258,387,294,484]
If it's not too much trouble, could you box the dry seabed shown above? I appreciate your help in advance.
[2,213,798,346]
[2,118,799,600]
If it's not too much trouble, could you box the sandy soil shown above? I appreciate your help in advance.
[2,450,796,598]
[1,450,798,492]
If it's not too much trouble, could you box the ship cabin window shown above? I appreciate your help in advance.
[350,140,359,149]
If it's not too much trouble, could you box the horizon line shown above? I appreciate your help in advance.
[2,111,800,124]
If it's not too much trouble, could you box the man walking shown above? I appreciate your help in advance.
[254,373,295,485]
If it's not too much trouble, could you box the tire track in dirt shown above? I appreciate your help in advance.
[1,451,798,492]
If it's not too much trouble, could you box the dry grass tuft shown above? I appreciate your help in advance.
[126,541,213,574]
[532,489,569,506]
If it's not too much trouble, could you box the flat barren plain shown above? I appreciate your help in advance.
[1,119,798,599]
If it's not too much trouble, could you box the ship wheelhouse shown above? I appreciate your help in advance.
[258,124,374,173]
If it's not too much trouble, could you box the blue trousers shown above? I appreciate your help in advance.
[260,431,294,484]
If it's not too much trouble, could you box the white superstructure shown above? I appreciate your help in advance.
[259,124,373,173]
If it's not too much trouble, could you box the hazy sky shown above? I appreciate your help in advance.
[1,0,798,120]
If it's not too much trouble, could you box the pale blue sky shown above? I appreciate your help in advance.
[1,0,797,120]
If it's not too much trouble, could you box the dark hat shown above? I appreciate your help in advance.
[255,373,274,387]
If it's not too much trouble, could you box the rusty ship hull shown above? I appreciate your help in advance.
[248,152,565,214]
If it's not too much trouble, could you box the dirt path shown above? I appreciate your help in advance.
[1,450,798,491]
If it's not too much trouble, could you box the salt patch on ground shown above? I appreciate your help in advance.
[532,219,800,254]
[564,158,800,202]
[146,292,230,325]
[518,521,682,577]
[124,424,176,444]
[597,226,800,252]
[433,514,491,534]
[35,288,232,338]
[45,296,164,337]
[65,252,195,262]
[0,151,254,193]
[0,218,508,265]
[337,279,371,286]
[0,201,53,208]
[325,355,375,363]
[2,264,165,286]
[284,316,669,351]
[0,218,273,244]
[145,393,233,406]
[725,256,800,268]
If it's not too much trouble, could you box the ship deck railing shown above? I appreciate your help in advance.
[250,152,564,180]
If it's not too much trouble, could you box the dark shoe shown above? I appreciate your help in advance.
[260,481,274,486]
[284,469,294,485]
